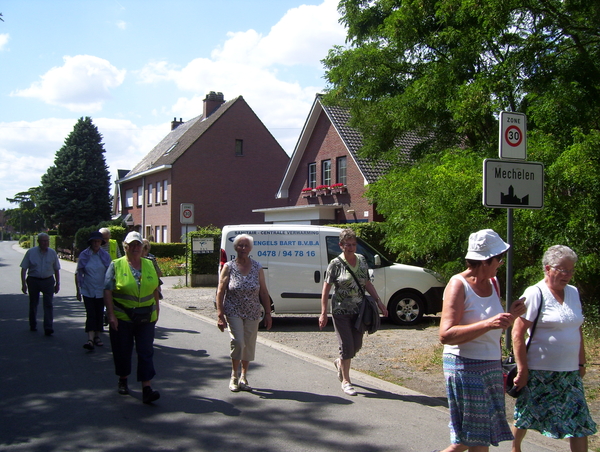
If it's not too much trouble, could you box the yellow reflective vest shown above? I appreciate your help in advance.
[112,257,159,322]
[108,239,119,260]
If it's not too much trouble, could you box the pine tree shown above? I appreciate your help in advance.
[38,117,112,237]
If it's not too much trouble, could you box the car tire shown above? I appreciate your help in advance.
[388,291,425,326]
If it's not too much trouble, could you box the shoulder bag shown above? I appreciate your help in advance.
[336,257,380,334]
[503,286,543,398]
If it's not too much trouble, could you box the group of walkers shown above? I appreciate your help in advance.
[21,227,597,449]
[21,229,162,404]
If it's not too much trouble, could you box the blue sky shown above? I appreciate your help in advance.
[0,0,347,209]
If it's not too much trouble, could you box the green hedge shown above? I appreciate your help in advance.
[150,243,186,258]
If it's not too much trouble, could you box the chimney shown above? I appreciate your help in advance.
[203,91,225,119]
[171,117,184,130]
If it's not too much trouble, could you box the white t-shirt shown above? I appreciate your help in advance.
[443,275,504,361]
[521,281,583,371]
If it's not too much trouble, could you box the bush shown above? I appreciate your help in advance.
[150,243,185,258]
[157,257,186,276]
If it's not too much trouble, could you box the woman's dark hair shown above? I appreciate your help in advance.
[466,253,504,269]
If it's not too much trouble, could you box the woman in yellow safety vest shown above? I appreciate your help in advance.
[104,231,161,404]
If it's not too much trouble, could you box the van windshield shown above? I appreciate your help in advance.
[325,235,392,268]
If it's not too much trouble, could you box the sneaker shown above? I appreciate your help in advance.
[238,376,252,391]
[333,358,343,382]
[342,382,357,396]
[118,379,129,395]
[229,376,239,392]
[142,386,160,404]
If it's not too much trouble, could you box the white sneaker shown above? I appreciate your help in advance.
[342,382,357,396]
[229,376,239,392]
[238,376,252,391]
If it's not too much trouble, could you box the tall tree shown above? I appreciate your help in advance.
[322,0,600,305]
[5,187,45,234]
[38,117,112,237]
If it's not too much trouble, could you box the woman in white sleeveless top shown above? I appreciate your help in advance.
[437,229,526,452]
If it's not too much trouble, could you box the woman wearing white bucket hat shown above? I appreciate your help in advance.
[437,229,526,452]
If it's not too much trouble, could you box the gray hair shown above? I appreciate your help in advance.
[233,234,254,250]
[37,233,49,241]
[99,227,110,237]
[339,228,357,245]
[542,245,578,269]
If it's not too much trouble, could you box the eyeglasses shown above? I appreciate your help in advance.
[551,266,575,275]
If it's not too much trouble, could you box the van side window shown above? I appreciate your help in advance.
[326,235,376,268]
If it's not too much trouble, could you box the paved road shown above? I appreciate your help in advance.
[0,241,567,451]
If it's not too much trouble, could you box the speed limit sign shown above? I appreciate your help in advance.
[180,203,194,224]
[499,111,527,160]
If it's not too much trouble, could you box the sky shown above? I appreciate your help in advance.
[0,0,348,209]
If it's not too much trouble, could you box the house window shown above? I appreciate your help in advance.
[163,180,168,202]
[162,226,168,243]
[125,189,133,208]
[235,139,243,156]
[137,186,143,206]
[322,160,332,186]
[155,226,161,243]
[336,156,347,185]
[156,181,161,204]
[147,184,153,206]
[308,163,317,189]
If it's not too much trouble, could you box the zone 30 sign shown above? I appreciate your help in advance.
[499,111,527,160]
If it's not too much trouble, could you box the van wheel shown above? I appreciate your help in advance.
[388,291,425,326]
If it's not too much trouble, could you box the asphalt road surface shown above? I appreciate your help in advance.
[0,240,567,452]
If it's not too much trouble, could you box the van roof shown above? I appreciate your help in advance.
[222,224,343,233]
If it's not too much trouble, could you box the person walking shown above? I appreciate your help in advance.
[216,234,272,392]
[319,228,387,396]
[438,229,525,451]
[104,232,161,404]
[20,233,61,335]
[99,227,122,260]
[75,231,111,350]
[511,245,597,452]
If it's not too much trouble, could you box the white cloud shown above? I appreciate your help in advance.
[0,34,9,51]
[116,20,127,30]
[11,55,126,112]
[0,118,166,209]
[136,0,345,154]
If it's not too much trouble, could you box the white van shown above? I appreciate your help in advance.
[219,225,445,325]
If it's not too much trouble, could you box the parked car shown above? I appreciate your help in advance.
[219,225,445,325]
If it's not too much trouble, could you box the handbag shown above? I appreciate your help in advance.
[503,286,543,398]
[336,257,380,334]
[114,300,155,324]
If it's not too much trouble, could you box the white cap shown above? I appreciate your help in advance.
[123,231,143,244]
[465,229,510,260]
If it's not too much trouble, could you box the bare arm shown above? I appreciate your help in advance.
[215,265,230,331]
[319,282,332,330]
[365,280,388,317]
[258,268,272,330]
[21,268,27,294]
[511,316,532,389]
[104,289,118,331]
[439,278,517,345]
[579,327,587,378]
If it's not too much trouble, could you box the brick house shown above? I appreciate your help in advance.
[114,92,289,242]
[255,94,419,224]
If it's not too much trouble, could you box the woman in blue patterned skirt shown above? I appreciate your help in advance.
[438,229,526,452]
[511,245,596,452]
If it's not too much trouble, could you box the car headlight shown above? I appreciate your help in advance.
[424,268,445,284]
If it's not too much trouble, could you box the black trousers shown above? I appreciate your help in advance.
[26,276,55,331]
[109,319,156,382]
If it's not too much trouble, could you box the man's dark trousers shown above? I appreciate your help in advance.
[27,276,55,332]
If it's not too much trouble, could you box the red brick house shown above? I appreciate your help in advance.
[255,94,419,224]
[114,92,289,242]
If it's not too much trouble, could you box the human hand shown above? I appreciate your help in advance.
[509,297,526,318]
[318,313,328,330]
[217,315,227,332]
[513,367,529,390]
[109,314,118,331]
[21,284,27,295]
[263,313,272,331]
[76,292,82,302]
[54,283,60,294]
[487,312,515,330]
